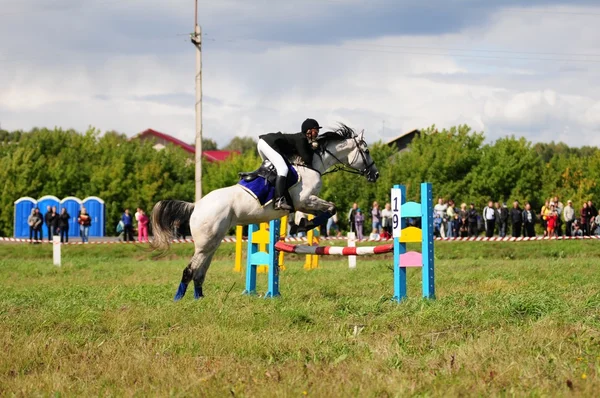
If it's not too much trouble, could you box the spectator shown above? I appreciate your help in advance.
[483,200,496,238]
[593,213,600,235]
[58,208,70,243]
[540,200,550,237]
[122,209,134,242]
[510,201,523,238]
[326,213,341,237]
[354,209,364,240]
[588,200,598,235]
[44,205,56,241]
[522,202,537,237]
[434,198,448,238]
[572,220,583,237]
[433,211,443,238]
[446,200,457,238]
[371,201,381,235]
[347,203,358,233]
[546,204,558,237]
[51,206,59,237]
[563,200,575,237]
[28,208,43,243]
[381,203,393,238]
[553,196,564,236]
[581,202,589,236]
[496,202,508,238]
[467,203,478,237]
[77,207,92,243]
[458,203,468,238]
[134,207,141,229]
[138,209,149,242]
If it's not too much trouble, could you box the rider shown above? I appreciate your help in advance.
[257,118,322,211]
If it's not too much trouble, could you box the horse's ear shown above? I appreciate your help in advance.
[359,129,365,140]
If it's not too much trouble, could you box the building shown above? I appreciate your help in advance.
[386,129,420,153]
[135,129,238,162]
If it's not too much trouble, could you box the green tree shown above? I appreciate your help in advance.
[224,136,257,154]
[202,138,218,150]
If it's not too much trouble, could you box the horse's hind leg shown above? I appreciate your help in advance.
[174,262,194,301]
[174,249,204,301]
[192,252,217,299]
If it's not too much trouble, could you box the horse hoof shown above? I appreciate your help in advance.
[174,282,188,301]
[194,289,204,300]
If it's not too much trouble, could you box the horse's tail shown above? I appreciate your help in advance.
[150,200,195,252]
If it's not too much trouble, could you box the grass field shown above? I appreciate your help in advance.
[1,240,599,396]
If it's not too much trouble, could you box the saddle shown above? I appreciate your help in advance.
[239,160,278,185]
[238,160,298,210]
[238,160,298,187]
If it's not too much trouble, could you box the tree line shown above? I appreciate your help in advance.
[0,125,597,236]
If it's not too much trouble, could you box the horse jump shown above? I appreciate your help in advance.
[243,183,435,302]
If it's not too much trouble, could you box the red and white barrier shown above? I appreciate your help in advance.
[275,241,394,256]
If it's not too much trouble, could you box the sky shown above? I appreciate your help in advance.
[1,0,600,147]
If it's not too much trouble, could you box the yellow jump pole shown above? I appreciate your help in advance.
[303,214,320,270]
[279,215,287,271]
[234,225,243,272]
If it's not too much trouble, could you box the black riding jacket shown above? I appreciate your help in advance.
[259,132,315,167]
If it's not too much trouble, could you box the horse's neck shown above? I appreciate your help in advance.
[311,141,349,173]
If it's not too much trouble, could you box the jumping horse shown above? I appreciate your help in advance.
[151,124,379,300]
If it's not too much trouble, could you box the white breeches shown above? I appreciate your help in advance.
[257,139,288,177]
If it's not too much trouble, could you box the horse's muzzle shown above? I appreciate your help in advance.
[367,170,379,182]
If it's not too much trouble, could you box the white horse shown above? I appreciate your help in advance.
[151,124,379,300]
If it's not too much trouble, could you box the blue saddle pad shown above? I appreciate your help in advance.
[237,167,299,206]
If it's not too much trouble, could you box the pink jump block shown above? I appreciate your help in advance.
[398,251,423,267]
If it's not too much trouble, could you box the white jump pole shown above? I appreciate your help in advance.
[53,235,61,266]
[347,232,356,269]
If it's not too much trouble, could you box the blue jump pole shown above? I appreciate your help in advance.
[265,219,281,298]
[421,182,435,299]
[393,184,407,302]
[243,223,258,295]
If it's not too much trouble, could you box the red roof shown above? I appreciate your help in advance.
[138,128,195,154]
[137,129,238,162]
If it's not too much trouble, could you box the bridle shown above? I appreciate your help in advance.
[319,135,376,179]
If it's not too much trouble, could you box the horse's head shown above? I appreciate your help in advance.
[317,124,380,182]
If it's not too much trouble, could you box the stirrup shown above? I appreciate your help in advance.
[274,197,292,211]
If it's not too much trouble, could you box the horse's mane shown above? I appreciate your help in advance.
[317,123,356,142]
[287,123,356,166]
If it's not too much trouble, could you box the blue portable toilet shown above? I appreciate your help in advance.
[60,197,83,238]
[13,197,37,238]
[83,196,105,237]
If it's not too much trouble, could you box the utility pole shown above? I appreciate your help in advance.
[192,0,203,201]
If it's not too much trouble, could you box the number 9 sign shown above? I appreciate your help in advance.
[391,187,402,238]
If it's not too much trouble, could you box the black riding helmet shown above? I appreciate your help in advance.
[301,118,322,135]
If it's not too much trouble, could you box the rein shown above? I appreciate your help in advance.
[320,136,375,177]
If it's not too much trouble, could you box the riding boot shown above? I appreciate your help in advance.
[273,176,292,211]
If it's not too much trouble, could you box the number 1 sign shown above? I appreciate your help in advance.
[391,187,402,238]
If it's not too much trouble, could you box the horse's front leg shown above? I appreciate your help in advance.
[298,195,337,215]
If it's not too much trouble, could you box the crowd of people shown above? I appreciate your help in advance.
[26,206,151,243]
[27,205,86,243]
[432,197,599,238]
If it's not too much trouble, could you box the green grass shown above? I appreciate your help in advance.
[1,241,599,396]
